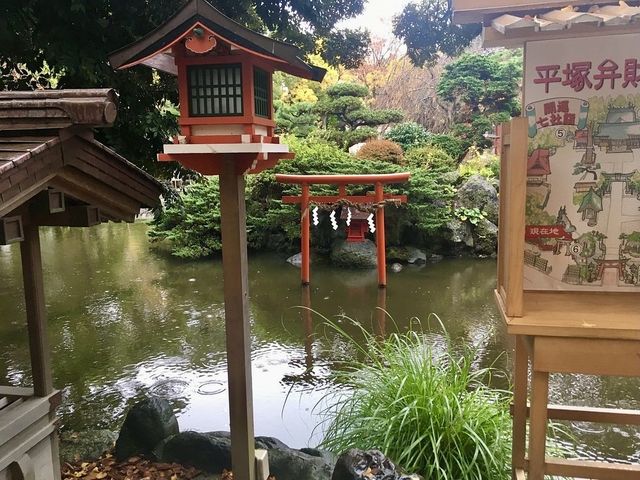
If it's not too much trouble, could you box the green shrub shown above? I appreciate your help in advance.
[148,178,222,258]
[458,147,500,180]
[319,319,512,479]
[384,122,430,152]
[405,145,456,171]
[355,139,404,164]
[424,134,467,161]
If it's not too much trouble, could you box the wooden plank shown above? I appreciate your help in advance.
[534,337,640,377]
[219,158,255,480]
[0,396,49,441]
[505,291,640,340]
[512,336,528,471]
[482,22,640,48]
[20,221,53,397]
[544,458,640,480]
[281,195,407,205]
[497,121,510,296]
[50,173,137,221]
[527,370,548,480]
[452,0,621,24]
[0,387,33,398]
[503,118,527,317]
[515,404,640,426]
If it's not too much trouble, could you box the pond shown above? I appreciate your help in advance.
[0,223,638,463]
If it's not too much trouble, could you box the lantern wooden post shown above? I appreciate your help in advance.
[301,183,310,285]
[219,158,255,480]
[375,182,386,287]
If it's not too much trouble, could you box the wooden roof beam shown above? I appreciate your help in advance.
[452,0,637,24]
[0,89,118,131]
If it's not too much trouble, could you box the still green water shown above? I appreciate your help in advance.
[0,223,638,461]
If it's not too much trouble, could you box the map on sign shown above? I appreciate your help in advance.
[524,33,640,291]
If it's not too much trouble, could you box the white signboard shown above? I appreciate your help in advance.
[524,33,640,291]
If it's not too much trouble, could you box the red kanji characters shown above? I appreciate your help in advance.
[557,100,570,113]
[594,59,622,90]
[544,102,556,115]
[562,62,592,92]
[549,113,563,125]
[563,112,576,125]
[534,65,561,93]
[623,58,640,88]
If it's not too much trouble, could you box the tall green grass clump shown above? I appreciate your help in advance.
[319,320,512,480]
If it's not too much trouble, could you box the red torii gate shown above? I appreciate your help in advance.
[275,173,410,287]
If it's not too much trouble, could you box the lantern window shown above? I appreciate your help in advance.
[187,64,243,116]
[253,68,271,118]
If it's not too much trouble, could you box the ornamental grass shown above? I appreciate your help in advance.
[318,318,512,480]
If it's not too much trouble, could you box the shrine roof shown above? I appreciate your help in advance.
[577,187,603,212]
[108,0,326,82]
[527,149,552,175]
[0,90,161,222]
[451,1,640,47]
[594,121,640,139]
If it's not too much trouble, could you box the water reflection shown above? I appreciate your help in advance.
[0,224,638,458]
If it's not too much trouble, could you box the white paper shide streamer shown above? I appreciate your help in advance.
[346,207,352,227]
[312,206,319,226]
[367,213,375,233]
[330,210,338,230]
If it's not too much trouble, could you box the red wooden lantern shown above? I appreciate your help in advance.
[109,0,325,175]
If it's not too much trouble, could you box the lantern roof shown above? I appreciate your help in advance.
[108,0,326,82]
[451,0,640,47]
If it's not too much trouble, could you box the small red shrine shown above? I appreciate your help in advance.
[109,3,325,480]
[341,208,370,243]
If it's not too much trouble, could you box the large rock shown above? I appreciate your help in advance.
[157,431,232,472]
[59,430,117,464]
[256,437,335,480]
[332,449,421,480]
[331,239,377,269]
[456,174,499,225]
[157,432,334,480]
[446,219,474,248]
[287,252,303,268]
[386,246,427,265]
[473,217,498,256]
[115,397,179,461]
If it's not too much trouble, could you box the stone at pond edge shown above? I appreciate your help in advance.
[473,218,498,256]
[156,431,232,472]
[331,239,377,269]
[331,449,422,480]
[455,174,499,225]
[156,432,335,480]
[59,430,118,464]
[115,396,179,461]
[386,246,427,265]
[391,263,403,273]
[287,252,310,268]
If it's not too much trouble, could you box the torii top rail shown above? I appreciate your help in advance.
[276,173,410,287]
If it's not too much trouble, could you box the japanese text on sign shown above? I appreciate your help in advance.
[525,225,572,240]
[534,59,640,93]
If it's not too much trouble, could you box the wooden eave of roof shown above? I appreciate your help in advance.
[108,0,326,82]
[451,0,630,24]
[451,0,640,47]
[0,133,162,222]
[0,89,118,131]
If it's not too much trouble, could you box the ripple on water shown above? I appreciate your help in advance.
[197,380,226,395]
[148,378,189,398]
